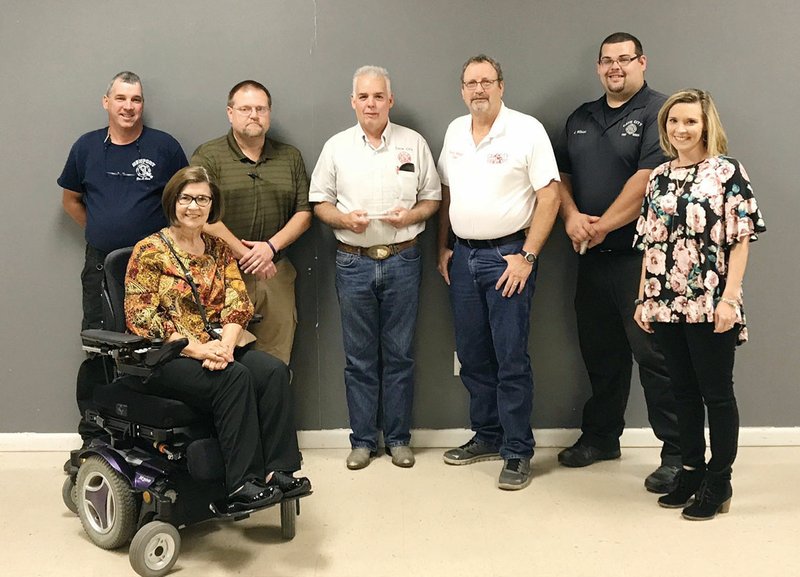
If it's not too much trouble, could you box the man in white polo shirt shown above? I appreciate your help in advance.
[437,54,560,490]
[310,65,441,470]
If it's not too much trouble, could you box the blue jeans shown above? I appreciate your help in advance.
[335,245,422,451]
[449,240,536,459]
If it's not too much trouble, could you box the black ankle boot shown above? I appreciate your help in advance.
[681,471,732,520]
[657,467,705,508]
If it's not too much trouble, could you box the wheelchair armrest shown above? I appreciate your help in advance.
[81,329,147,348]
[144,337,189,368]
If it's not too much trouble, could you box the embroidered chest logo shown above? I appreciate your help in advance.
[621,120,642,137]
[132,158,155,181]
[397,150,412,165]
[486,152,508,165]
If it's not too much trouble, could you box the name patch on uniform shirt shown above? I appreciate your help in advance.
[449,150,464,160]
[621,120,642,137]
[573,130,588,135]
[486,152,508,165]
[132,158,156,181]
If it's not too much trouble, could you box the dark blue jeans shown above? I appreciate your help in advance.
[449,240,536,460]
[335,245,421,451]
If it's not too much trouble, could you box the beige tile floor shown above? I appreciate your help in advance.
[2,447,797,577]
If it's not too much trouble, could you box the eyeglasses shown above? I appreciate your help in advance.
[230,105,270,116]
[598,55,641,68]
[177,193,212,207]
[462,79,500,91]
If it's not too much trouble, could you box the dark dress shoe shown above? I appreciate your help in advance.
[557,443,621,467]
[269,471,312,499]
[645,464,681,494]
[227,480,282,513]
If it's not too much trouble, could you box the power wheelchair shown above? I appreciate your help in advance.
[62,246,308,577]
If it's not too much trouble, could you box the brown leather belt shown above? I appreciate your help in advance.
[337,238,417,260]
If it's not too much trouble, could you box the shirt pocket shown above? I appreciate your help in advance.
[396,171,418,204]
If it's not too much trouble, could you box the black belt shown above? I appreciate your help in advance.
[456,230,526,249]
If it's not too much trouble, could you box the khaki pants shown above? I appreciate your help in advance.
[244,258,297,364]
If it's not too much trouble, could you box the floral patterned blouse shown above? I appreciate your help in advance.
[634,156,766,344]
[125,229,254,343]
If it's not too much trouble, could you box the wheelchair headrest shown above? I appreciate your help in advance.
[102,247,134,332]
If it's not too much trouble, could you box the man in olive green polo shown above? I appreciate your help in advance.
[191,80,311,364]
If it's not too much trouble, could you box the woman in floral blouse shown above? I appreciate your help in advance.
[125,166,310,513]
[633,89,765,521]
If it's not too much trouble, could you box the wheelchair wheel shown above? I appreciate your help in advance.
[76,455,138,549]
[280,499,296,540]
[129,521,181,577]
[62,476,78,515]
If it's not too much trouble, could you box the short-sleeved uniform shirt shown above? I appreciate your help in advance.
[191,131,310,242]
[556,84,667,251]
[438,104,559,240]
[57,126,188,252]
[308,121,441,247]
[634,156,767,343]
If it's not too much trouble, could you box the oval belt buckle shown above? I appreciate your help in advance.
[367,245,391,260]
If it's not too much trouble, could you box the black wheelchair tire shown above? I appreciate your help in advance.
[62,476,78,515]
[280,499,296,540]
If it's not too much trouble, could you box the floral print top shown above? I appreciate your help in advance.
[125,229,254,343]
[634,156,766,344]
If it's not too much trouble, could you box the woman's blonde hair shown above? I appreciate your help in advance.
[657,88,728,158]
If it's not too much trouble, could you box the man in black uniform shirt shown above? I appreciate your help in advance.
[556,32,681,493]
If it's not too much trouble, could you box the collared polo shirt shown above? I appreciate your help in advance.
[556,83,667,250]
[438,104,560,240]
[309,121,441,246]
[191,130,310,242]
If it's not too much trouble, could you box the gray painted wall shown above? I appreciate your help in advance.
[1,0,797,433]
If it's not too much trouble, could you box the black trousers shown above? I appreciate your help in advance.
[652,323,739,474]
[148,348,301,492]
[574,251,681,465]
[76,245,109,440]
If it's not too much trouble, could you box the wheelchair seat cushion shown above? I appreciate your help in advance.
[94,375,209,428]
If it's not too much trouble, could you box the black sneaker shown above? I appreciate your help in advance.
[557,443,620,467]
[269,471,312,499]
[443,438,501,465]
[227,480,282,513]
[497,458,532,490]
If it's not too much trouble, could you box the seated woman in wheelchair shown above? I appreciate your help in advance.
[124,165,311,513]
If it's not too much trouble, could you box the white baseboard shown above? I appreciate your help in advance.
[2,427,799,452]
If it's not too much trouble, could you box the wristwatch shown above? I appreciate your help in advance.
[520,249,537,264]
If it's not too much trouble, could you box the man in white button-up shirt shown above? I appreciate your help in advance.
[310,66,441,470]
[437,55,560,490]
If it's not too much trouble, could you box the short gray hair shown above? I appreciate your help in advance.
[106,71,142,97]
[352,65,391,96]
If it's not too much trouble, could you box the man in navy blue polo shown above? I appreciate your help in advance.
[556,33,681,493]
[59,71,187,442]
